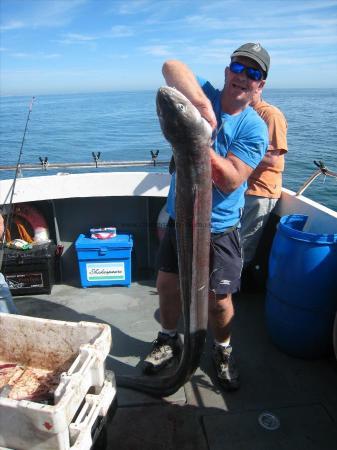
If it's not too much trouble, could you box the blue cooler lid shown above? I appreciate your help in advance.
[75,233,133,249]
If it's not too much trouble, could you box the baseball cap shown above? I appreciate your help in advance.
[231,43,270,78]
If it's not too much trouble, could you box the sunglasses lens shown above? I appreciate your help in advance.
[230,62,263,81]
[229,62,244,74]
[247,68,263,81]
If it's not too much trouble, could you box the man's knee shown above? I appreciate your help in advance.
[156,271,179,296]
[208,292,231,314]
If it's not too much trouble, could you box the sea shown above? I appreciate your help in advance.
[0,89,336,211]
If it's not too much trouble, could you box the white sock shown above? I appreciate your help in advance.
[215,338,231,348]
[161,327,177,337]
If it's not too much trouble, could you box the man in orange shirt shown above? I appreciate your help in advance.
[240,94,288,265]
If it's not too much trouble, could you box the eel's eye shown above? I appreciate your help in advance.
[177,103,186,112]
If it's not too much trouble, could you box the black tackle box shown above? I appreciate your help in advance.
[2,242,56,296]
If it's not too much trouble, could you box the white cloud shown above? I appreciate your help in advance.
[1,0,336,92]
[1,0,88,30]
[183,0,337,35]
[210,31,337,49]
[58,33,98,44]
[11,52,61,59]
[140,45,172,56]
[106,53,129,60]
[298,16,337,27]
[116,0,153,15]
[271,0,337,15]
[202,0,337,15]
[54,27,134,45]
[67,33,97,41]
[183,15,225,29]
[0,20,24,31]
[31,0,88,28]
[108,25,134,38]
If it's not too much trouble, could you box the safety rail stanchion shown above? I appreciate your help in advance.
[296,160,337,196]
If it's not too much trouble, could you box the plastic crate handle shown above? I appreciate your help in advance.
[69,379,116,449]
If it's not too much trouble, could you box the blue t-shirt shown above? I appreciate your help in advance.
[167,78,268,233]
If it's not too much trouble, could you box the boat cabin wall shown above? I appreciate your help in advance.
[3,188,336,292]
[23,196,166,285]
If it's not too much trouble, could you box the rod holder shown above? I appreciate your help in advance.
[39,157,49,170]
[151,150,159,166]
[92,152,101,168]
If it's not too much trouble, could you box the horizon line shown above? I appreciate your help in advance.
[2,86,337,98]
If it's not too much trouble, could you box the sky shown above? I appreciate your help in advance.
[1,0,337,96]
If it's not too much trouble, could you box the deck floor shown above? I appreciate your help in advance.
[13,281,337,450]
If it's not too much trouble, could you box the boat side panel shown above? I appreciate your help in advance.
[276,188,337,233]
[0,172,170,204]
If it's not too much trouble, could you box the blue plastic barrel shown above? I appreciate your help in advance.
[266,214,337,358]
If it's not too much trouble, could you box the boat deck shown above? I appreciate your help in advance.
[14,280,337,450]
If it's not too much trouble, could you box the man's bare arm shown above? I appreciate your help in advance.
[162,60,217,130]
[257,149,284,169]
[210,150,254,193]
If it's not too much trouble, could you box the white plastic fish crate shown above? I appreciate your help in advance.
[0,374,116,450]
[0,313,115,450]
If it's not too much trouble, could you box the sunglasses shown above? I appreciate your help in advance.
[229,61,264,81]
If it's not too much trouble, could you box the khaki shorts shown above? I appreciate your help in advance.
[240,195,278,265]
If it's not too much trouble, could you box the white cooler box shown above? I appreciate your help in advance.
[0,313,117,450]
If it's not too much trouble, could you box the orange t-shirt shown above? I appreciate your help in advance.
[246,100,288,198]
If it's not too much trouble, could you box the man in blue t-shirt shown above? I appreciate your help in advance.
[143,43,269,391]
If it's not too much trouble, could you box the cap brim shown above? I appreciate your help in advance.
[231,51,267,74]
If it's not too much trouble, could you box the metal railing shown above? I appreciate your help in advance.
[0,151,170,173]
[296,161,337,196]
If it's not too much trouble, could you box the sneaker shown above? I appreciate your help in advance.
[142,332,182,374]
[212,344,240,391]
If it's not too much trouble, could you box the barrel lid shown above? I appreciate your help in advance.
[279,215,337,244]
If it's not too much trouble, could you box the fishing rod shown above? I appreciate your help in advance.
[0,97,35,270]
